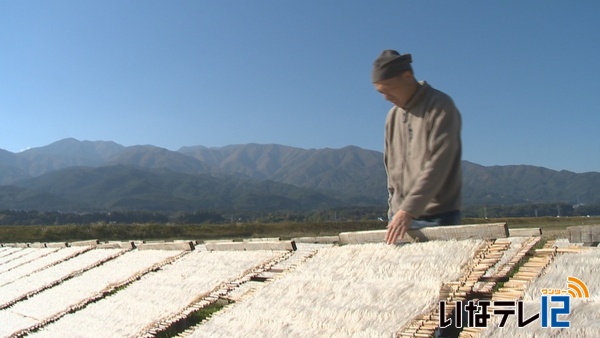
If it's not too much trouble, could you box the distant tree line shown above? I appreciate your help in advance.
[1,203,598,226]
[0,207,388,226]
[463,203,600,218]
[0,210,221,226]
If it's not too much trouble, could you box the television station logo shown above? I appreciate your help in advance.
[439,276,590,329]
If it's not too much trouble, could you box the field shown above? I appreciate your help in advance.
[0,216,597,244]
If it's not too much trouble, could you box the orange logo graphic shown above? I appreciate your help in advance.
[540,276,590,298]
[566,276,589,299]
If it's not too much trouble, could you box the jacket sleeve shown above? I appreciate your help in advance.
[399,102,461,217]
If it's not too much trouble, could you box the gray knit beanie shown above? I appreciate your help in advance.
[371,50,413,82]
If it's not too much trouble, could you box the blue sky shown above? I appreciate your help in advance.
[1,1,598,173]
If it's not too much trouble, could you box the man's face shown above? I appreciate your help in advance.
[373,73,412,107]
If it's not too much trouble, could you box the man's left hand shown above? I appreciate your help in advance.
[385,210,412,244]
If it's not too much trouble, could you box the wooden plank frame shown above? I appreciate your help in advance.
[338,223,508,245]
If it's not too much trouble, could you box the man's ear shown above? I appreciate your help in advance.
[402,71,415,81]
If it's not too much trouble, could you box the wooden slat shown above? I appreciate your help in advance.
[243,241,297,252]
[204,240,296,252]
[136,241,195,251]
[338,223,508,245]
[203,239,234,243]
[508,227,542,237]
[337,230,389,244]
[243,237,280,242]
[97,241,135,249]
[69,239,100,247]
[292,236,340,244]
[46,242,69,248]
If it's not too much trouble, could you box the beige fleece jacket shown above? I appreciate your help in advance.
[384,81,462,219]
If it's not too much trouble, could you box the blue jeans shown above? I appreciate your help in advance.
[410,210,461,229]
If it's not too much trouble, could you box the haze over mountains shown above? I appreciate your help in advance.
[0,138,598,213]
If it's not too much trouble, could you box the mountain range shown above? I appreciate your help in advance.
[0,138,598,213]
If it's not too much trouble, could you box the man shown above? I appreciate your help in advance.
[372,50,462,245]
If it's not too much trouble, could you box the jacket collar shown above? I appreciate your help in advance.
[403,81,430,111]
